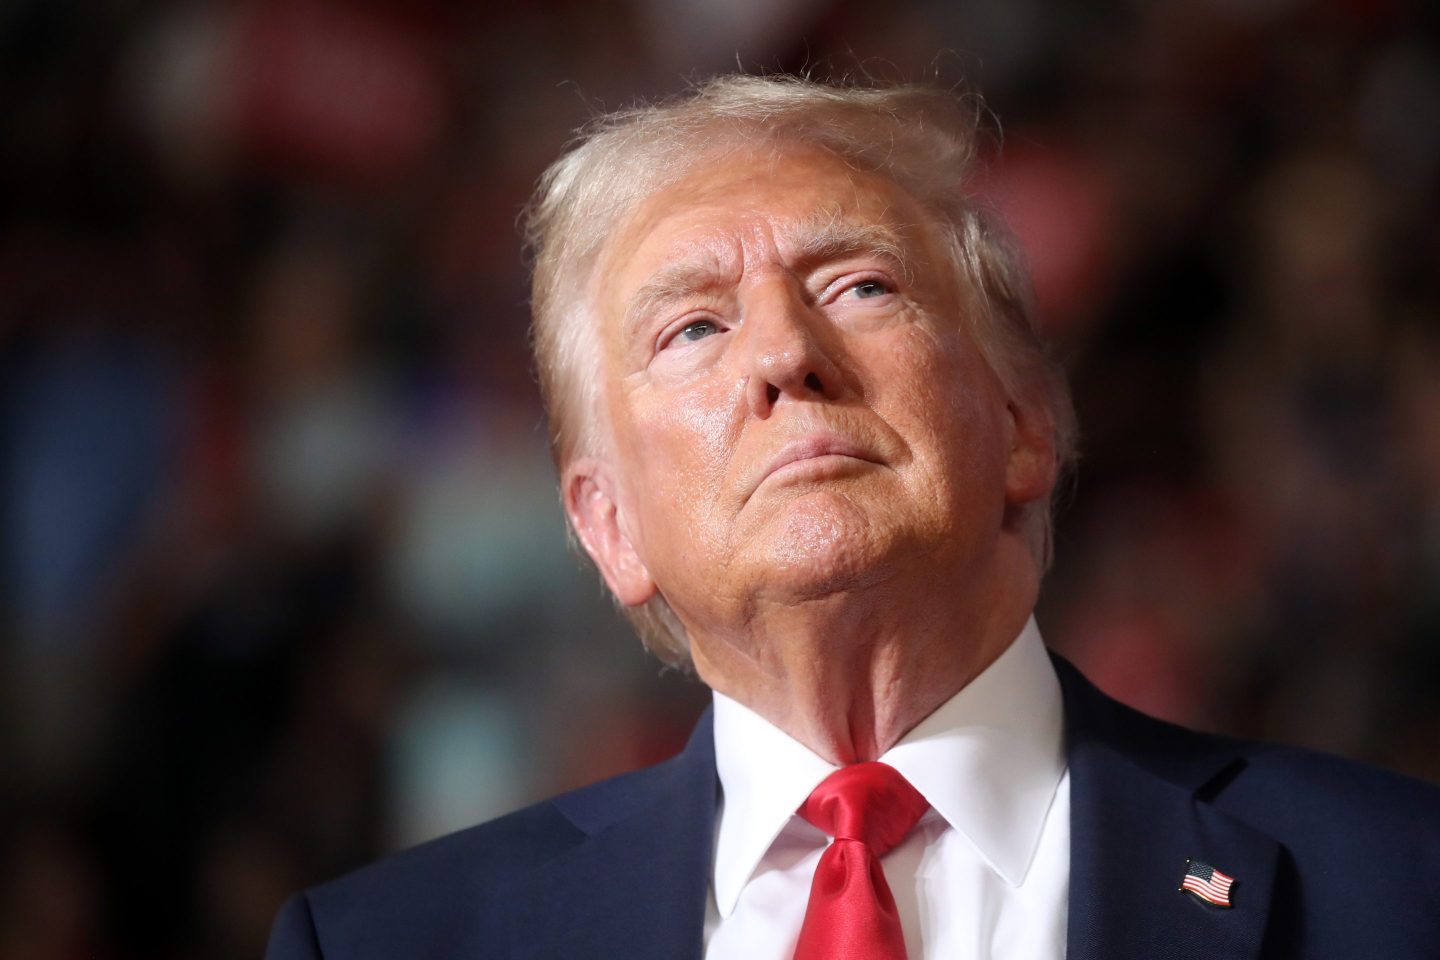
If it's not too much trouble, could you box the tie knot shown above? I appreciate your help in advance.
[798,761,929,856]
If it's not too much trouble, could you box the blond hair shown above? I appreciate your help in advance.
[523,74,1076,669]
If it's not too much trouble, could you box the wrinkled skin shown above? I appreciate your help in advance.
[564,146,1056,762]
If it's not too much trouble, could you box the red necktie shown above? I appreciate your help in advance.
[792,761,930,960]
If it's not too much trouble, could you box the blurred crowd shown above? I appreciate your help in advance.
[0,0,1436,956]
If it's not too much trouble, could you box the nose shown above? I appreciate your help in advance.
[740,280,845,419]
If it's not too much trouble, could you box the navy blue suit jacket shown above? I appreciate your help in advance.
[266,658,1440,958]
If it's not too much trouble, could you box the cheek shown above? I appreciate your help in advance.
[885,330,1009,491]
[670,377,739,452]
[622,378,744,534]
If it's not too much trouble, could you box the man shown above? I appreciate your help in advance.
[266,76,1440,959]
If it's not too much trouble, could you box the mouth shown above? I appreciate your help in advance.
[750,435,882,497]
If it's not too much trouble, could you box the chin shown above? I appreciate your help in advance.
[747,492,898,598]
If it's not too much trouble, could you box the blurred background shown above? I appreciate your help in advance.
[1,0,1437,956]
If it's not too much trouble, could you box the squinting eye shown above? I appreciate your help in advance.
[848,280,891,299]
[678,319,720,342]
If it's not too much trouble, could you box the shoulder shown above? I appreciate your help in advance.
[1215,738,1440,863]
[1212,739,1440,953]
[319,751,695,896]
[1082,657,1438,821]
[1058,652,1440,884]
[310,796,581,916]
[1105,678,1438,837]
[270,753,700,960]
[1055,651,1440,817]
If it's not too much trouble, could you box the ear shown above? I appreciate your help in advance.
[1003,397,1058,508]
[563,457,658,607]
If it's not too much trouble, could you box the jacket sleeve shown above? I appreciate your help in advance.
[265,892,324,960]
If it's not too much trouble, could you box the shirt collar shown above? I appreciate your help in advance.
[710,617,1065,918]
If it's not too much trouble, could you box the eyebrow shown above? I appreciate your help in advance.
[620,214,918,338]
[622,252,734,340]
[786,215,916,283]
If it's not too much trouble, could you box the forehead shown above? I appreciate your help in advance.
[592,147,934,306]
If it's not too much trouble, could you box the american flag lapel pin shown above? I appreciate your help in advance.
[1179,859,1235,908]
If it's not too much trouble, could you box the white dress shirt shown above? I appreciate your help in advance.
[703,618,1069,960]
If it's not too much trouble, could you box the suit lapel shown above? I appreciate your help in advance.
[506,660,1286,959]
[1057,659,1279,960]
[510,709,718,960]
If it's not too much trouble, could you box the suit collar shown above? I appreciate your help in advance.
[509,708,717,960]
[885,618,1064,887]
[710,690,834,917]
[711,617,1065,913]
[1055,656,1280,960]
[504,656,1284,960]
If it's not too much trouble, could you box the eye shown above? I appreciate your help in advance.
[845,279,892,300]
[653,310,731,358]
[675,319,721,343]
[824,274,897,304]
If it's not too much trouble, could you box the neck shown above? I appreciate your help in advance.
[687,548,1038,764]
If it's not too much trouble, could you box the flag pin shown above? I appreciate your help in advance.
[1179,859,1235,908]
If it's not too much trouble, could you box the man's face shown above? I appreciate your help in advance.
[566,146,1048,643]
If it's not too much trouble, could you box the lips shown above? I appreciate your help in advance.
[749,434,881,497]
